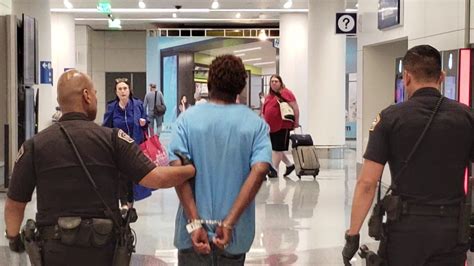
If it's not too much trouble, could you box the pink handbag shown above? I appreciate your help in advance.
[139,131,169,167]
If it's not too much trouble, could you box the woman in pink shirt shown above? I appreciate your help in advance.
[262,75,300,178]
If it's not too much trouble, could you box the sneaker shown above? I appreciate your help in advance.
[284,164,295,176]
[267,166,278,178]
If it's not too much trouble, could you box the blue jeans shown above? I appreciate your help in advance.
[178,245,246,266]
[147,114,163,135]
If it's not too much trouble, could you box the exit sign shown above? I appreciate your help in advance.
[97,1,112,13]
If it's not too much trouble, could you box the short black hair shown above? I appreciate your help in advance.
[208,55,248,103]
[403,45,442,82]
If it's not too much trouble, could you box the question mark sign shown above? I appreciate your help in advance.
[343,17,350,29]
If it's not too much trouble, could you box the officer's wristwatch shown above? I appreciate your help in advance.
[4,230,18,240]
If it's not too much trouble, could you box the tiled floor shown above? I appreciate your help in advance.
[0,147,472,265]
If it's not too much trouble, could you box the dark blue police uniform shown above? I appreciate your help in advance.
[364,87,474,265]
[7,112,156,265]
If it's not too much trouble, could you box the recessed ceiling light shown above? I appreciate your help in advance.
[211,1,219,9]
[173,12,177,18]
[242,58,262,62]
[63,0,73,9]
[235,12,241,18]
[233,47,262,53]
[283,0,293,9]
[138,0,146,9]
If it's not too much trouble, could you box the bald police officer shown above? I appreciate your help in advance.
[4,70,195,265]
[342,45,474,265]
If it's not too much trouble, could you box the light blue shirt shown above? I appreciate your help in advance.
[168,102,272,254]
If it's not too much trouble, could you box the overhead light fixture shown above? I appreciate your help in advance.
[63,0,73,9]
[283,0,293,9]
[211,0,219,9]
[235,12,241,18]
[172,12,177,18]
[254,61,275,66]
[235,53,245,57]
[75,18,278,22]
[345,8,358,12]
[242,58,262,62]
[138,0,146,9]
[258,29,268,41]
[233,47,262,53]
[51,8,309,13]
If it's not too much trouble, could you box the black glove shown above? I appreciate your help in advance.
[342,231,360,266]
[174,151,193,166]
[8,234,25,253]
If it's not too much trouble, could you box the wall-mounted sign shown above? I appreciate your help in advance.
[40,61,53,85]
[97,1,112,14]
[336,13,357,35]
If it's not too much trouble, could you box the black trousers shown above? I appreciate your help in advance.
[178,245,246,266]
[379,215,468,266]
[41,239,115,266]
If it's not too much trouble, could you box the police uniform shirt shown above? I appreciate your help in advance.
[7,112,156,225]
[364,87,474,204]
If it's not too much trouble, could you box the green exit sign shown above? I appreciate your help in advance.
[97,1,112,14]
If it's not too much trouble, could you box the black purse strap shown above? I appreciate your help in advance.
[376,96,444,202]
[58,123,122,229]
[154,91,157,106]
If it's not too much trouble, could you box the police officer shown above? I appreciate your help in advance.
[342,45,474,265]
[4,70,195,265]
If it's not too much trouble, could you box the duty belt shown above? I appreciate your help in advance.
[39,225,61,240]
[401,202,460,217]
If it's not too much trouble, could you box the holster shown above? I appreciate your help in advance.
[112,226,134,266]
[368,202,384,241]
[359,245,385,266]
[21,219,43,266]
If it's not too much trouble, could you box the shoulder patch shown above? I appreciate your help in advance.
[369,114,381,132]
[118,129,134,144]
[15,145,24,163]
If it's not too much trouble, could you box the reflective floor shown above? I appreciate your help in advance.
[0,146,472,265]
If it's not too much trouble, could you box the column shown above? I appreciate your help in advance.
[279,13,308,131]
[307,0,346,146]
[13,0,52,131]
[51,13,76,105]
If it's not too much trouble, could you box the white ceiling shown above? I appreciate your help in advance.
[49,0,358,30]
[200,40,277,68]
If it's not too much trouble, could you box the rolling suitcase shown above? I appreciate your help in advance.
[290,127,320,179]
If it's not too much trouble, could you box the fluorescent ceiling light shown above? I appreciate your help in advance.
[51,8,308,13]
[254,61,275,66]
[235,53,245,57]
[211,1,219,9]
[138,0,146,9]
[345,8,358,12]
[242,58,261,62]
[235,12,241,18]
[233,47,262,53]
[63,0,73,9]
[283,0,293,9]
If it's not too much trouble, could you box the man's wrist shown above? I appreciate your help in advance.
[186,220,202,234]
